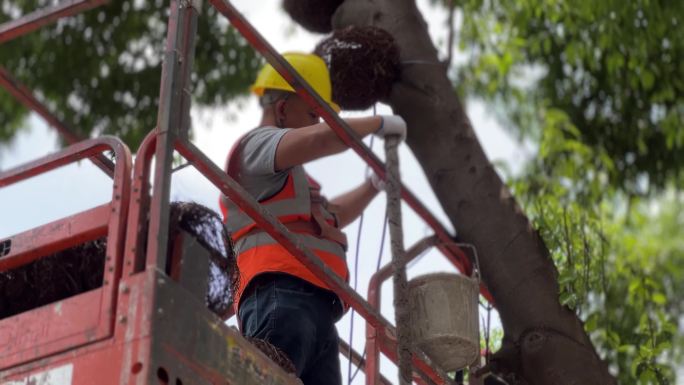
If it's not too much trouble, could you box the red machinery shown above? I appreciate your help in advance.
[0,1,491,384]
[0,137,302,385]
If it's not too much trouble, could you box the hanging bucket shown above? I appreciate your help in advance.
[408,272,480,371]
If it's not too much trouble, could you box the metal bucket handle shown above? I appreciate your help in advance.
[441,241,481,282]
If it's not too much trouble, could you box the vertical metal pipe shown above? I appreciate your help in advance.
[367,236,436,385]
[364,328,380,385]
[122,132,157,277]
[146,0,199,270]
[385,135,412,385]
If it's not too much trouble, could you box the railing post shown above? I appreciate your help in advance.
[147,0,200,270]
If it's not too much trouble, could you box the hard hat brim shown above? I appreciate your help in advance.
[252,85,341,113]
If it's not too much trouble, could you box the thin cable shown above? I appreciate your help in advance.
[486,303,492,364]
[478,300,494,364]
[171,162,192,173]
[349,352,366,383]
[347,105,379,385]
[347,194,365,383]
[349,209,388,383]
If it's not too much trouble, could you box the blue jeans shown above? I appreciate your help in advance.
[238,273,343,385]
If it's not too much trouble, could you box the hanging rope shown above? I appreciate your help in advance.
[385,133,412,385]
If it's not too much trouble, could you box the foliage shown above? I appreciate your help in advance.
[480,315,503,353]
[451,0,684,194]
[0,0,260,149]
[508,106,683,384]
[426,0,684,382]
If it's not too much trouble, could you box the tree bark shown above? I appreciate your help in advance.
[331,1,616,384]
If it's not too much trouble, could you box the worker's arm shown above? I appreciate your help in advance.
[329,178,381,229]
[274,116,405,171]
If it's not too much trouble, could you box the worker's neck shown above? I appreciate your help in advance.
[259,112,277,128]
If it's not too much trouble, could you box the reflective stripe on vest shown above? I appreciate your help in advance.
[222,166,312,239]
[235,230,346,257]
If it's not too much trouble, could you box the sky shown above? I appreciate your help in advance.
[0,1,536,384]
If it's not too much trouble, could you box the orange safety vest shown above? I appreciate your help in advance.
[219,134,350,310]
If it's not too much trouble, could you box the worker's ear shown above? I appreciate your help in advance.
[275,99,287,127]
[277,99,287,117]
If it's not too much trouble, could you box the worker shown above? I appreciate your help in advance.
[220,52,406,384]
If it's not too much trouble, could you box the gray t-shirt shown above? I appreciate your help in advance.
[232,126,292,200]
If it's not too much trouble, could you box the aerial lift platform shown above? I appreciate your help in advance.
[0,1,491,384]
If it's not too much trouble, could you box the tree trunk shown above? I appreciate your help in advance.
[332,1,616,384]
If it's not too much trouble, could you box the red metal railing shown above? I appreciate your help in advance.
[0,136,131,370]
[0,0,109,44]
[0,0,115,177]
[0,0,491,383]
[209,0,476,280]
[174,137,455,384]
[123,122,459,384]
[367,236,437,384]
[205,3,491,383]
[122,130,157,277]
[0,67,115,177]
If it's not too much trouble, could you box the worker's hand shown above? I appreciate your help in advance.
[367,170,386,191]
[375,115,407,142]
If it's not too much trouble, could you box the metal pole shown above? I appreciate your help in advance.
[146,0,199,270]
[0,0,109,44]
[384,135,412,385]
[122,131,157,277]
[366,236,436,385]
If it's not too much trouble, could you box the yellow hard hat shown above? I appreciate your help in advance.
[251,52,340,112]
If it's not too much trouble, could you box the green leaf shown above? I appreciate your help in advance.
[639,368,656,383]
[584,313,599,332]
[655,341,672,354]
[652,292,667,305]
[559,291,574,306]
[641,70,655,91]
[631,359,645,377]
[607,331,621,347]
[639,345,653,358]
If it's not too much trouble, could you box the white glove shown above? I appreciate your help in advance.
[375,115,407,142]
[366,169,386,191]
